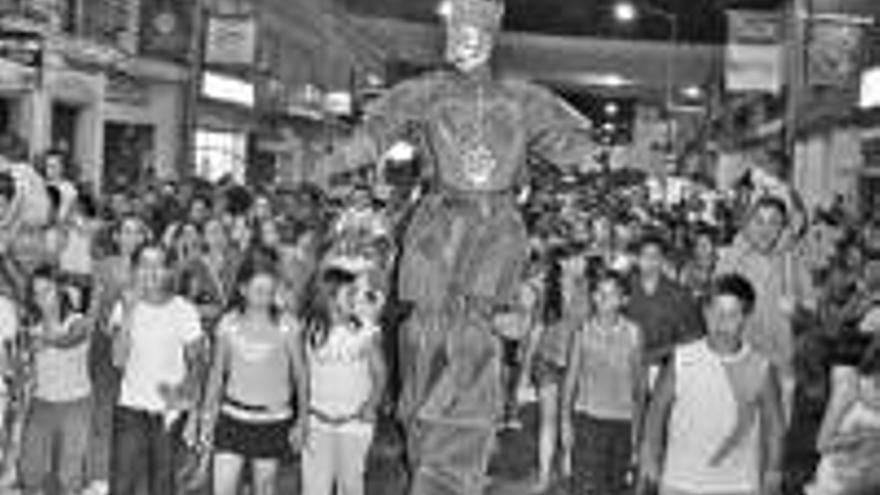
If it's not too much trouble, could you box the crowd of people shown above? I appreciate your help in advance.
[0,128,878,495]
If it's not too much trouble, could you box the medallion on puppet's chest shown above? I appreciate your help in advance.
[433,95,524,189]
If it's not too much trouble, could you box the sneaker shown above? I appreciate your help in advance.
[84,480,109,495]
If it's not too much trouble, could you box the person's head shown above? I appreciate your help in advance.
[589,267,629,318]
[134,243,173,299]
[229,215,253,251]
[438,0,503,73]
[706,274,757,354]
[0,134,28,163]
[635,233,669,280]
[0,171,16,219]
[29,264,75,321]
[257,219,281,249]
[171,222,203,264]
[349,186,373,210]
[188,195,212,226]
[203,217,229,253]
[231,255,280,318]
[746,196,788,254]
[251,193,273,222]
[692,225,718,263]
[302,267,358,348]
[43,150,66,181]
[115,215,149,257]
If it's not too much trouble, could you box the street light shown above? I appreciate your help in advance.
[613,2,638,23]
[613,0,678,157]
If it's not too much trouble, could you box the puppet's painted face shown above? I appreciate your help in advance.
[444,23,494,73]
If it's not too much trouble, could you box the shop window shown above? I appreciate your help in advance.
[103,122,154,193]
[195,129,247,183]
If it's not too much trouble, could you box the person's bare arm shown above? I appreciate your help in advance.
[640,360,675,483]
[198,322,231,447]
[560,325,584,457]
[816,366,858,452]
[358,331,387,423]
[631,324,649,451]
[759,365,786,495]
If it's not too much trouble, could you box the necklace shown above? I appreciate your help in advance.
[459,83,498,186]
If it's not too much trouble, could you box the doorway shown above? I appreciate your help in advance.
[51,101,81,157]
[103,122,155,193]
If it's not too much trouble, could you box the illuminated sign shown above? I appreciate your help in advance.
[860,67,880,109]
[202,71,254,107]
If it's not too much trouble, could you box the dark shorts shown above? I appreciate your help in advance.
[214,412,293,460]
[530,355,566,385]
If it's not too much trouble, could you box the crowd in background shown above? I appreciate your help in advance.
[0,129,878,495]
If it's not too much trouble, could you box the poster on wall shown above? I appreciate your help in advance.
[205,15,256,67]
[139,0,194,63]
[726,10,783,94]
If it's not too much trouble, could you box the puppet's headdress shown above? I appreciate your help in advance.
[437,0,504,32]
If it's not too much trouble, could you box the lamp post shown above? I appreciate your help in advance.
[614,1,678,159]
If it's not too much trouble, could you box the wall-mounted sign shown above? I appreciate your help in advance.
[202,71,255,108]
[106,73,150,106]
[0,30,43,68]
[205,15,256,67]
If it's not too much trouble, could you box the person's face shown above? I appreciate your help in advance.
[695,234,716,262]
[706,294,747,353]
[352,276,384,321]
[253,196,272,220]
[593,279,625,316]
[333,283,355,318]
[638,244,665,279]
[176,225,202,261]
[747,206,786,253]
[118,218,145,256]
[189,199,209,224]
[137,247,169,296]
[33,277,60,315]
[242,272,276,312]
[260,221,281,248]
[230,216,252,250]
[45,155,63,180]
[203,219,228,252]
[444,23,494,73]
[844,246,864,270]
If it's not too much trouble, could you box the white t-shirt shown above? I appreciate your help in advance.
[0,295,17,343]
[33,314,91,402]
[113,296,202,413]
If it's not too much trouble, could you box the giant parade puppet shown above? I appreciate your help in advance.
[318,0,599,493]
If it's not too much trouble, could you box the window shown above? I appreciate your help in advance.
[195,129,247,183]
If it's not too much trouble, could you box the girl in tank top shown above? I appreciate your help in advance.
[300,267,386,495]
[200,256,308,495]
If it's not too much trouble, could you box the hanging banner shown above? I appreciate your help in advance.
[807,17,864,88]
[205,15,257,67]
[725,10,784,94]
[139,0,194,63]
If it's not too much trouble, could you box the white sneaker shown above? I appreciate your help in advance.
[84,480,109,495]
